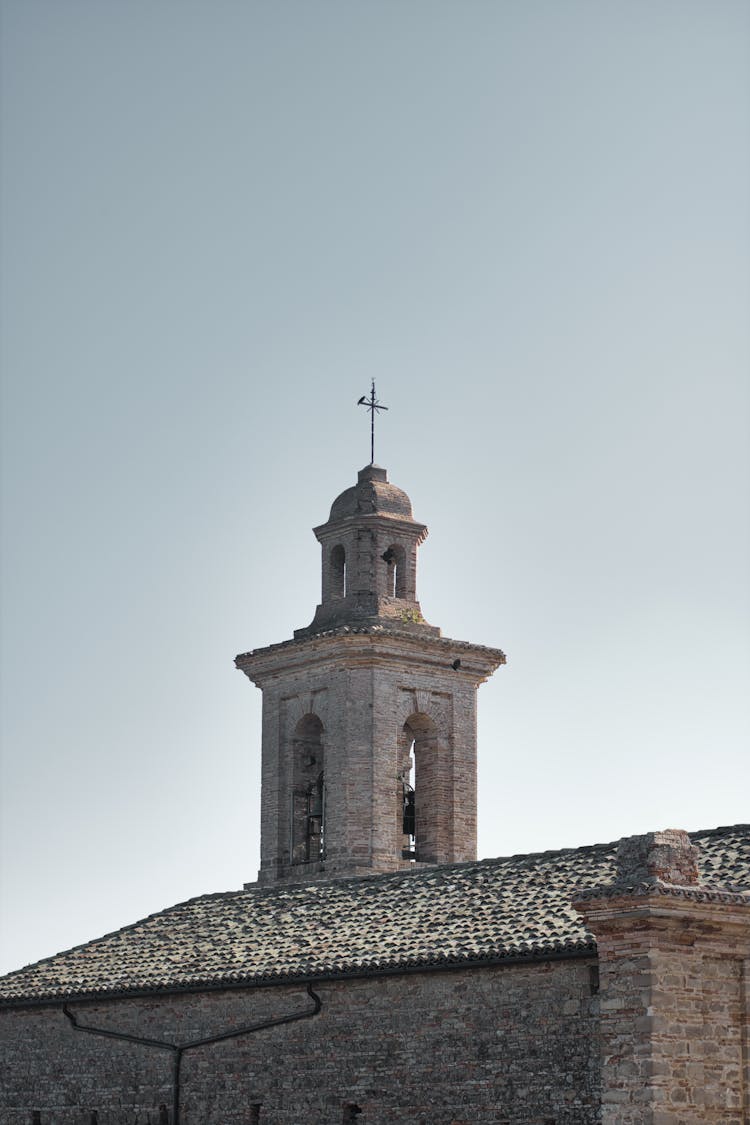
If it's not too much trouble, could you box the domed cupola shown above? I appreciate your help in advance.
[328,467,414,521]
[294,464,439,638]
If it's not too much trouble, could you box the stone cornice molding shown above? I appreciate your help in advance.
[313,512,429,545]
[573,881,750,907]
[236,627,506,688]
[572,885,750,947]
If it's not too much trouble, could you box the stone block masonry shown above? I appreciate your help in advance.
[574,829,750,1124]
[0,959,600,1124]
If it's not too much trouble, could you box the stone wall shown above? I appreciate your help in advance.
[0,957,600,1125]
[575,829,750,1125]
[587,905,749,1124]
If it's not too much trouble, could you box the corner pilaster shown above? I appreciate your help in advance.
[573,829,750,1125]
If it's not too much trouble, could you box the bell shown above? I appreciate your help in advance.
[402,789,415,836]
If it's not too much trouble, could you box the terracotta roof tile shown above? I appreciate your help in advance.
[1,825,747,1006]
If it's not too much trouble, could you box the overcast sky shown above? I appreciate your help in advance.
[1,0,748,976]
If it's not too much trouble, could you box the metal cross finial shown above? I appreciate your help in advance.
[357,380,388,464]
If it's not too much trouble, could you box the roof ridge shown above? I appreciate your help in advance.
[689,823,750,840]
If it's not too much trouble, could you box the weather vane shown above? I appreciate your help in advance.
[357,380,389,465]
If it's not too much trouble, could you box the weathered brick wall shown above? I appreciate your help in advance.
[242,633,499,885]
[0,958,600,1125]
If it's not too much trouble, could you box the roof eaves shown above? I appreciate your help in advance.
[0,940,597,1011]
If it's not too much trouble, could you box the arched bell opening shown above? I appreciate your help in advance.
[291,713,325,863]
[329,544,347,598]
[382,543,407,599]
[398,712,438,862]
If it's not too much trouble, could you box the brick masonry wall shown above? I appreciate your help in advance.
[242,633,499,884]
[0,958,600,1125]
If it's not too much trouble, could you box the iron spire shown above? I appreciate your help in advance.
[357,380,388,464]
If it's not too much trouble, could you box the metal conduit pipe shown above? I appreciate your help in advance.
[62,982,322,1125]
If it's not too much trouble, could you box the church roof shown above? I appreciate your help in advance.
[1,825,747,1008]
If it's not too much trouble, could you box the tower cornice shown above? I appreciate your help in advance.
[313,513,428,546]
[235,627,506,690]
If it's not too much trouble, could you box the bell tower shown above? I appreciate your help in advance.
[236,464,505,884]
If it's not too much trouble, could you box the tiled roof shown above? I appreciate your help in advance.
[1,826,747,1007]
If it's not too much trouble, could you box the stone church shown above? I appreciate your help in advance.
[1,463,748,1124]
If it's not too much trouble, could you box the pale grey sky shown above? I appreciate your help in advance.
[1,0,748,975]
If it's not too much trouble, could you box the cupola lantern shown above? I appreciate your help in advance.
[296,463,436,638]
